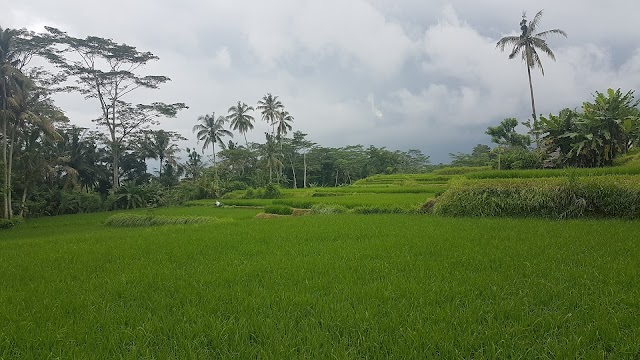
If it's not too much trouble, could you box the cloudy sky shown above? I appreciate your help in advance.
[3,0,640,163]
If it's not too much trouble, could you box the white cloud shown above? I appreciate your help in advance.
[211,47,232,69]
[2,0,640,163]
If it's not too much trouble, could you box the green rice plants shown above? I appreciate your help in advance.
[350,205,417,214]
[353,174,453,186]
[311,192,341,197]
[104,213,212,227]
[466,166,640,179]
[264,205,294,215]
[313,186,444,194]
[309,203,349,214]
[217,199,274,207]
[274,198,315,209]
[432,166,491,175]
[2,212,640,358]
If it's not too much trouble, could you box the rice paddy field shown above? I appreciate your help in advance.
[2,203,640,358]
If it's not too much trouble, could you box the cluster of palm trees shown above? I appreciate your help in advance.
[192,93,294,179]
[1,27,65,219]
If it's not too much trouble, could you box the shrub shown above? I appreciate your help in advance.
[263,183,282,199]
[166,181,209,205]
[0,218,23,230]
[492,148,544,170]
[104,214,212,227]
[59,191,104,214]
[434,176,640,219]
[243,188,256,199]
[226,181,249,191]
[264,205,293,215]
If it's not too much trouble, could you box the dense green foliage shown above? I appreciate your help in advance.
[434,176,640,219]
[1,212,639,357]
[0,217,22,229]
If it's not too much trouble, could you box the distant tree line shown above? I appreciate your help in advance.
[0,25,430,219]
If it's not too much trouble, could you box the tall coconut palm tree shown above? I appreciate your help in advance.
[261,132,283,183]
[142,130,184,178]
[0,26,23,219]
[192,112,233,168]
[227,101,255,146]
[276,110,294,141]
[496,10,567,147]
[257,93,284,135]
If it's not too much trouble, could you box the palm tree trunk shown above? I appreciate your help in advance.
[7,123,16,219]
[2,78,9,219]
[19,184,27,218]
[289,154,297,189]
[213,143,219,191]
[527,65,540,148]
[303,152,307,188]
[112,144,119,191]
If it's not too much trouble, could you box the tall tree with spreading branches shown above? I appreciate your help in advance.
[43,27,186,190]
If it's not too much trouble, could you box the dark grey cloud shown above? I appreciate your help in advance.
[3,0,640,163]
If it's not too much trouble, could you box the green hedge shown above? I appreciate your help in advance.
[433,176,640,219]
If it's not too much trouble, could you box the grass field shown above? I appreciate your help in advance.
[1,209,639,358]
[191,192,435,210]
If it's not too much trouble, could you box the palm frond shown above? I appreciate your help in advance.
[531,38,556,62]
[529,49,545,75]
[528,10,545,33]
[535,29,567,39]
[496,36,522,51]
[509,43,525,59]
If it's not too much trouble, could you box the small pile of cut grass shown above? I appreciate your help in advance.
[105,213,213,227]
